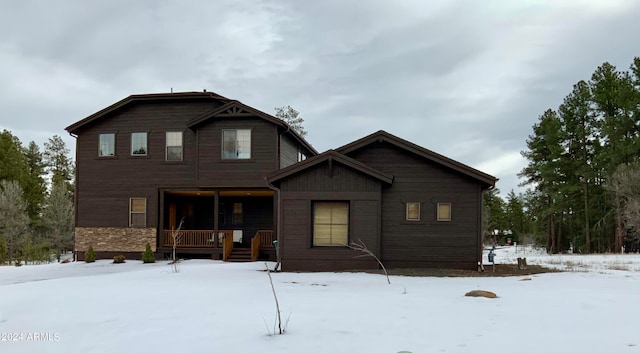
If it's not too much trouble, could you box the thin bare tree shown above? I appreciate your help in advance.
[346,238,390,284]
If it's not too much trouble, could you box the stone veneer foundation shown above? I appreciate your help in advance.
[75,227,156,253]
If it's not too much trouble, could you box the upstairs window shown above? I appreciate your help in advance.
[406,202,420,221]
[131,132,147,156]
[437,203,452,222]
[166,131,183,161]
[99,133,115,157]
[313,202,349,246]
[222,129,251,159]
[130,198,146,227]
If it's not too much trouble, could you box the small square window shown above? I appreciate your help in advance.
[406,203,420,221]
[131,132,147,156]
[437,203,451,222]
[99,133,115,157]
[166,131,183,161]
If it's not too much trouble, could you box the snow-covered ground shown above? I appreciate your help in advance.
[1,250,639,353]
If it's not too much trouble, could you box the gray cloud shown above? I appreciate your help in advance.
[1,0,639,196]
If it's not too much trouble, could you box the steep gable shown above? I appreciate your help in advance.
[336,130,497,189]
[267,150,393,186]
[65,91,229,134]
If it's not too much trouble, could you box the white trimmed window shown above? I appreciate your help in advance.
[130,198,146,227]
[313,202,348,246]
[437,203,452,222]
[166,131,183,161]
[131,132,147,156]
[406,202,420,221]
[222,129,251,159]
[99,133,115,157]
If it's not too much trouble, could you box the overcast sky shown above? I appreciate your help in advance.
[1,0,639,196]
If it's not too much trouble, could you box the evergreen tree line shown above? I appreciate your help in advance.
[0,130,74,264]
[485,57,640,254]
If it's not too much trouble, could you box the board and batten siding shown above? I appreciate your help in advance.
[346,142,483,269]
[278,162,383,271]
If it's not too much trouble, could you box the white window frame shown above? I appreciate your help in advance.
[131,132,147,156]
[222,129,251,160]
[437,203,452,222]
[99,133,115,157]
[166,131,183,161]
[406,202,420,221]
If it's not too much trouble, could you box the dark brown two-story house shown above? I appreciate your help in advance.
[66,91,497,270]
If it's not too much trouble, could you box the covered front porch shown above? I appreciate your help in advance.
[157,189,277,261]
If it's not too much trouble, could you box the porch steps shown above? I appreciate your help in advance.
[226,248,253,262]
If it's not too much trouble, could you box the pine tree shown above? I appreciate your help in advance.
[141,243,155,263]
[44,135,74,193]
[0,180,30,262]
[274,106,307,138]
[85,246,96,263]
[22,141,47,222]
[41,181,74,257]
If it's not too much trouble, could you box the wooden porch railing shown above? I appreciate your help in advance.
[256,230,276,249]
[251,230,276,261]
[222,232,234,261]
[161,230,233,248]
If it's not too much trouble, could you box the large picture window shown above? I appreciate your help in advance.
[99,133,115,157]
[313,202,349,246]
[166,131,183,161]
[130,198,146,227]
[222,129,251,159]
[131,132,147,156]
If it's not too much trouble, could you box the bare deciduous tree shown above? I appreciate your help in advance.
[346,238,390,284]
[0,180,30,262]
[608,163,640,247]
[169,218,184,273]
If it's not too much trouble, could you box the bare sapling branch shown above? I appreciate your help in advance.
[346,238,391,284]
[265,262,283,334]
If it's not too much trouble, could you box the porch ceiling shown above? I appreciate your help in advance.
[164,190,274,197]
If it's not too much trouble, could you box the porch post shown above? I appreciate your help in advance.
[213,190,219,248]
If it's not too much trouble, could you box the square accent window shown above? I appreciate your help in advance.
[99,133,115,157]
[131,132,147,156]
[222,129,251,159]
[406,202,420,221]
[130,198,146,227]
[437,203,452,222]
[313,202,348,246]
[166,131,183,161]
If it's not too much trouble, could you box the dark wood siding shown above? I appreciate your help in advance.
[278,162,382,271]
[74,101,221,227]
[196,117,278,187]
[346,142,482,269]
[279,134,298,168]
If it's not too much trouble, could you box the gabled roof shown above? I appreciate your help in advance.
[187,100,318,155]
[65,91,230,134]
[336,130,498,188]
[267,150,394,185]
